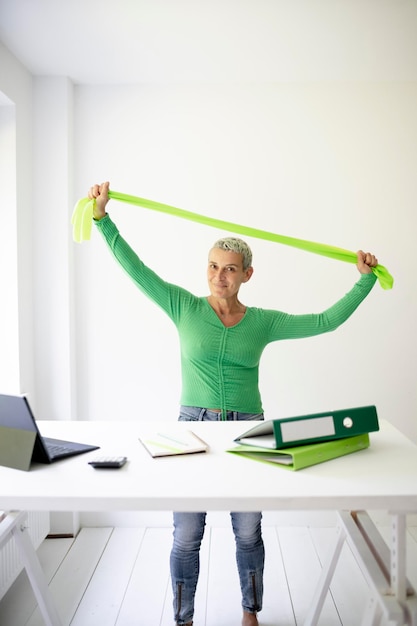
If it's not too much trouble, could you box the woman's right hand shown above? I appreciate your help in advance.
[88,181,110,220]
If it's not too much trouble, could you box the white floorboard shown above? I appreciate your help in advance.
[277,526,342,626]
[28,527,113,626]
[115,528,171,626]
[71,527,146,626]
[260,527,296,626]
[0,520,416,626]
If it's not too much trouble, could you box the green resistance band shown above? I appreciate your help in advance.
[71,190,393,290]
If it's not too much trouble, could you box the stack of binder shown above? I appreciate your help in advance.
[228,405,379,470]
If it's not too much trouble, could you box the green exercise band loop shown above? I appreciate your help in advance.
[71,190,393,290]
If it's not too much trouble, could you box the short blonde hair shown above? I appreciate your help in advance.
[211,237,253,270]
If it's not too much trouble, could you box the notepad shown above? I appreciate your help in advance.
[139,430,209,457]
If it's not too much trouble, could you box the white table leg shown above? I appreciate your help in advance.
[303,523,346,626]
[303,511,406,626]
[391,513,407,604]
[5,511,62,626]
[389,512,417,626]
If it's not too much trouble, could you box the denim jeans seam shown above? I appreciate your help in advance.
[172,409,265,621]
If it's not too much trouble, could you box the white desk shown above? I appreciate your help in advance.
[1,419,417,625]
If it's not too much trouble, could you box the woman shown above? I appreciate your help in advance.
[88,181,378,626]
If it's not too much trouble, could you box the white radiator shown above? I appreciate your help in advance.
[0,511,50,600]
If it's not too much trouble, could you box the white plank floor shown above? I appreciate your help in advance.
[1,522,417,626]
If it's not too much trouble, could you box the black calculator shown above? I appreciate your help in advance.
[88,456,127,468]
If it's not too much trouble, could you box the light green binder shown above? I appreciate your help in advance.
[228,433,370,471]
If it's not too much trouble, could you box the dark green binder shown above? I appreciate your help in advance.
[234,405,379,449]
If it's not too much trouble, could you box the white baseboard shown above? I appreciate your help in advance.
[79,510,417,528]
[79,510,336,527]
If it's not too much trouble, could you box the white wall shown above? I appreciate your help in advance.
[0,101,19,391]
[32,77,77,421]
[0,42,34,398]
[73,82,417,444]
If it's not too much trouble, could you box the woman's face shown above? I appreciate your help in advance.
[207,247,253,299]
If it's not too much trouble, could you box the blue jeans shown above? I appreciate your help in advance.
[170,406,265,625]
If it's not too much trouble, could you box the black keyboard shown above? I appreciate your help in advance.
[47,443,74,457]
